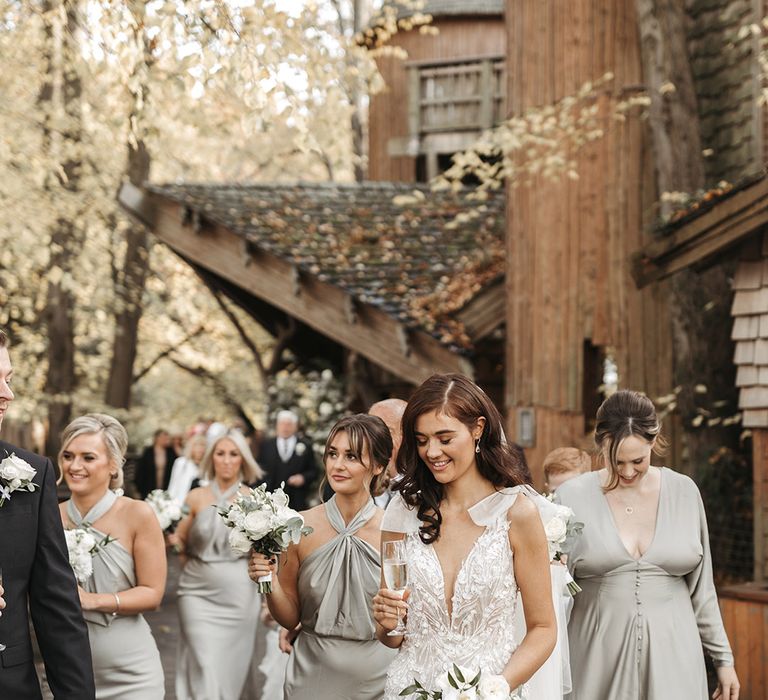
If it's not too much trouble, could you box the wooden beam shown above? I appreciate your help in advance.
[121,189,472,385]
[632,177,768,288]
[457,280,505,338]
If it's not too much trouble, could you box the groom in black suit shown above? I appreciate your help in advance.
[0,328,95,698]
[259,410,318,511]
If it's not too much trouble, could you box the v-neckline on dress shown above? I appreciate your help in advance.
[428,525,491,625]
[599,467,665,562]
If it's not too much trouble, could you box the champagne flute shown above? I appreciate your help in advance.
[382,540,408,637]
[0,567,5,651]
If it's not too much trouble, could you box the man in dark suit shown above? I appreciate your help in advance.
[0,327,95,698]
[133,428,177,498]
[259,410,318,511]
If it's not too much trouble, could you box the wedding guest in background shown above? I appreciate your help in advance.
[542,446,591,494]
[134,428,177,498]
[557,390,739,700]
[174,430,264,700]
[260,410,318,510]
[249,414,398,699]
[167,434,207,503]
[0,327,95,699]
[58,413,166,699]
[170,430,185,459]
[368,399,407,508]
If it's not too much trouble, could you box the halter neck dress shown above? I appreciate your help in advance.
[283,495,397,699]
[66,490,164,699]
[175,481,261,700]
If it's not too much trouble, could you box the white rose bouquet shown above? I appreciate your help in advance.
[145,489,188,532]
[218,483,313,593]
[0,452,38,507]
[64,527,116,584]
[400,665,526,700]
[544,495,584,595]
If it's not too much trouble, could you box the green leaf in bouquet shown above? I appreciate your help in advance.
[469,670,481,686]
[452,664,465,684]
[399,684,421,696]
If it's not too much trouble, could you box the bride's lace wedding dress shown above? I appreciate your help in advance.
[381,488,525,699]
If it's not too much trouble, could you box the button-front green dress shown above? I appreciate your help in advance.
[557,468,733,700]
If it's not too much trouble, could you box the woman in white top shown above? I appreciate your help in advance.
[167,435,207,503]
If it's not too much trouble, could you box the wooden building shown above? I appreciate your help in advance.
[503,1,675,475]
[368,0,506,182]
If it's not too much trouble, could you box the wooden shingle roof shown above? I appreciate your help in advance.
[145,181,504,352]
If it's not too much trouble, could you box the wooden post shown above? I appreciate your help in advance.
[479,59,494,128]
[407,66,421,150]
[754,429,768,582]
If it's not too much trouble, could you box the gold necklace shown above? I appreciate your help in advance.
[612,491,641,515]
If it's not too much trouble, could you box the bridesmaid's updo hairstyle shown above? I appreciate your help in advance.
[58,413,128,490]
[397,373,530,544]
[323,414,393,497]
[594,389,667,491]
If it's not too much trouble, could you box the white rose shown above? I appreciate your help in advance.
[228,528,253,554]
[478,674,510,699]
[243,510,272,540]
[554,504,574,520]
[0,453,36,484]
[544,516,567,543]
[294,442,306,456]
[79,531,96,552]
[434,679,460,700]
[458,689,478,700]
[227,508,246,528]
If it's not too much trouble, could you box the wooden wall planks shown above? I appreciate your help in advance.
[368,17,506,182]
[505,0,675,472]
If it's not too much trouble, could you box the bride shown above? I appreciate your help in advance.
[373,374,557,698]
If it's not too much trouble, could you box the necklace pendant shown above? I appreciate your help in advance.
[625,506,634,514]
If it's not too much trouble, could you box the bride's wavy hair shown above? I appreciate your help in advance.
[396,374,530,544]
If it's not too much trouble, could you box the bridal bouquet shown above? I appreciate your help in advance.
[400,665,526,700]
[145,489,188,532]
[0,452,38,507]
[64,528,116,584]
[544,495,583,595]
[218,483,313,593]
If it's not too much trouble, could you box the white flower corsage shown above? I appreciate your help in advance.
[0,452,38,507]
[294,442,306,456]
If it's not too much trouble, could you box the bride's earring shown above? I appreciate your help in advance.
[475,439,480,454]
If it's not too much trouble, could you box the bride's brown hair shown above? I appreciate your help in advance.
[396,374,530,544]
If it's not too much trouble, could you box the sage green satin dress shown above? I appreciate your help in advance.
[67,492,165,700]
[284,496,397,700]
[557,468,734,700]
[176,482,261,700]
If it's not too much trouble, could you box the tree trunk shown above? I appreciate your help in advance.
[636,0,705,207]
[42,0,82,458]
[105,3,153,409]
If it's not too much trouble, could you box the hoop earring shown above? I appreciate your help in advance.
[475,439,480,454]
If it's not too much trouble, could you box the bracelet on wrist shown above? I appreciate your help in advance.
[112,592,121,617]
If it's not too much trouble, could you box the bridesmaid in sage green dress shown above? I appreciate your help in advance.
[557,390,739,700]
[174,429,264,700]
[58,414,166,699]
[249,414,398,700]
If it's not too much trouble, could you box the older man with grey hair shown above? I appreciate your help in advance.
[259,410,318,511]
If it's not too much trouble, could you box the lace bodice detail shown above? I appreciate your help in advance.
[383,514,520,698]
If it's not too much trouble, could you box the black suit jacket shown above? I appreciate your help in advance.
[133,445,176,499]
[259,437,318,511]
[0,440,95,699]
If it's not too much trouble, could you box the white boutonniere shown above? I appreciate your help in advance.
[294,442,306,456]
[0,452,38,507]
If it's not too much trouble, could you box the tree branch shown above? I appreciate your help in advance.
[132,325,204,384]
[168,355,255,433]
